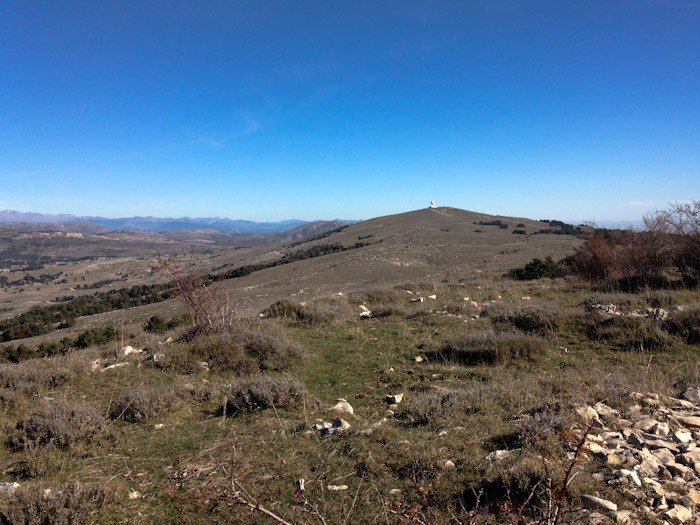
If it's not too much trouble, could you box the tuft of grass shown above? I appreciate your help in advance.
[222,375,311,415]
[433,330,547,366]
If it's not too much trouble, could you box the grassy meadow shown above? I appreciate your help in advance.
[1,272,699,523]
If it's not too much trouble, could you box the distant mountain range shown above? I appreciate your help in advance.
[0,210,344,234]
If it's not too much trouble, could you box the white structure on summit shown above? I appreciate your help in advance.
[429,200,437,209]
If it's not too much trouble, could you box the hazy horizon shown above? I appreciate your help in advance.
[2,2,698,223]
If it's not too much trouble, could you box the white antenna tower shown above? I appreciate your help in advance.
[429,200,437,209]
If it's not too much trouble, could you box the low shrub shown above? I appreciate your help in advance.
[398,389,477,426]
[260,299,337,325]
[508,256,560,280]
[442,302,481,317]
[348,288,401,306]
[0,361,74,396]
[491,305,563,336]
[576,314,677,351]
[406,309,438,326]
[191,329,301,374]
[663,307,700,344]
[144,315,168,333]
[222,375,311,415]
[434,331,547,366]
[370,304,408,318]
[10,402,106,451]
[108,386,177,423]
[0,481,112,525]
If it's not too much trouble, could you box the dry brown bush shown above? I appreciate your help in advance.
[222,375,312,415]
[10,402,106,451]
[0,481,112,525]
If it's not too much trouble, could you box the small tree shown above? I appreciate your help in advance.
[155,257,232,331]
[144,315,168,334]
[646,201,700,286]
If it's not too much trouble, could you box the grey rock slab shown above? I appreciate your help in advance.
[675,415,700,429]
[628,433,680,453]
[663,504,692,524]
[650,448,677,466]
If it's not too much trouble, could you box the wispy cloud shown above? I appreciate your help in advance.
[188,137,226,149]
[232,113,263,138]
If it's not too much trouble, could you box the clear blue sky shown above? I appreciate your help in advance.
[1,1,698,223]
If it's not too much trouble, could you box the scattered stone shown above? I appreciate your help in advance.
[581,495,618,512]
[443,460,456,470]
[487,450,515,461]
[121,345,137,356]
[360,310,372,319]
[128,490,142,500]
[389,488,402,495]
[411,297,424,303]
[633,418,661,432]
[414,356,424,363]
[385,394,403,405]
[663,504,692,524]
[623,469,642,487]
[576,405,601,424]
[651,449,676,468]
[594,402,620,419]
[613,510,634,524]
[100,362,130,372]
[0,482,19,496]
[328,485,349,491]
[157,336,173,345]
[674,431,694,444]
[676,415,700,429]
[589,303,617,314]
[653,422,671,437]
[427,295,437,300]
[628,433,680,453]
[154,423,164,430]
[329,399,354,415]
